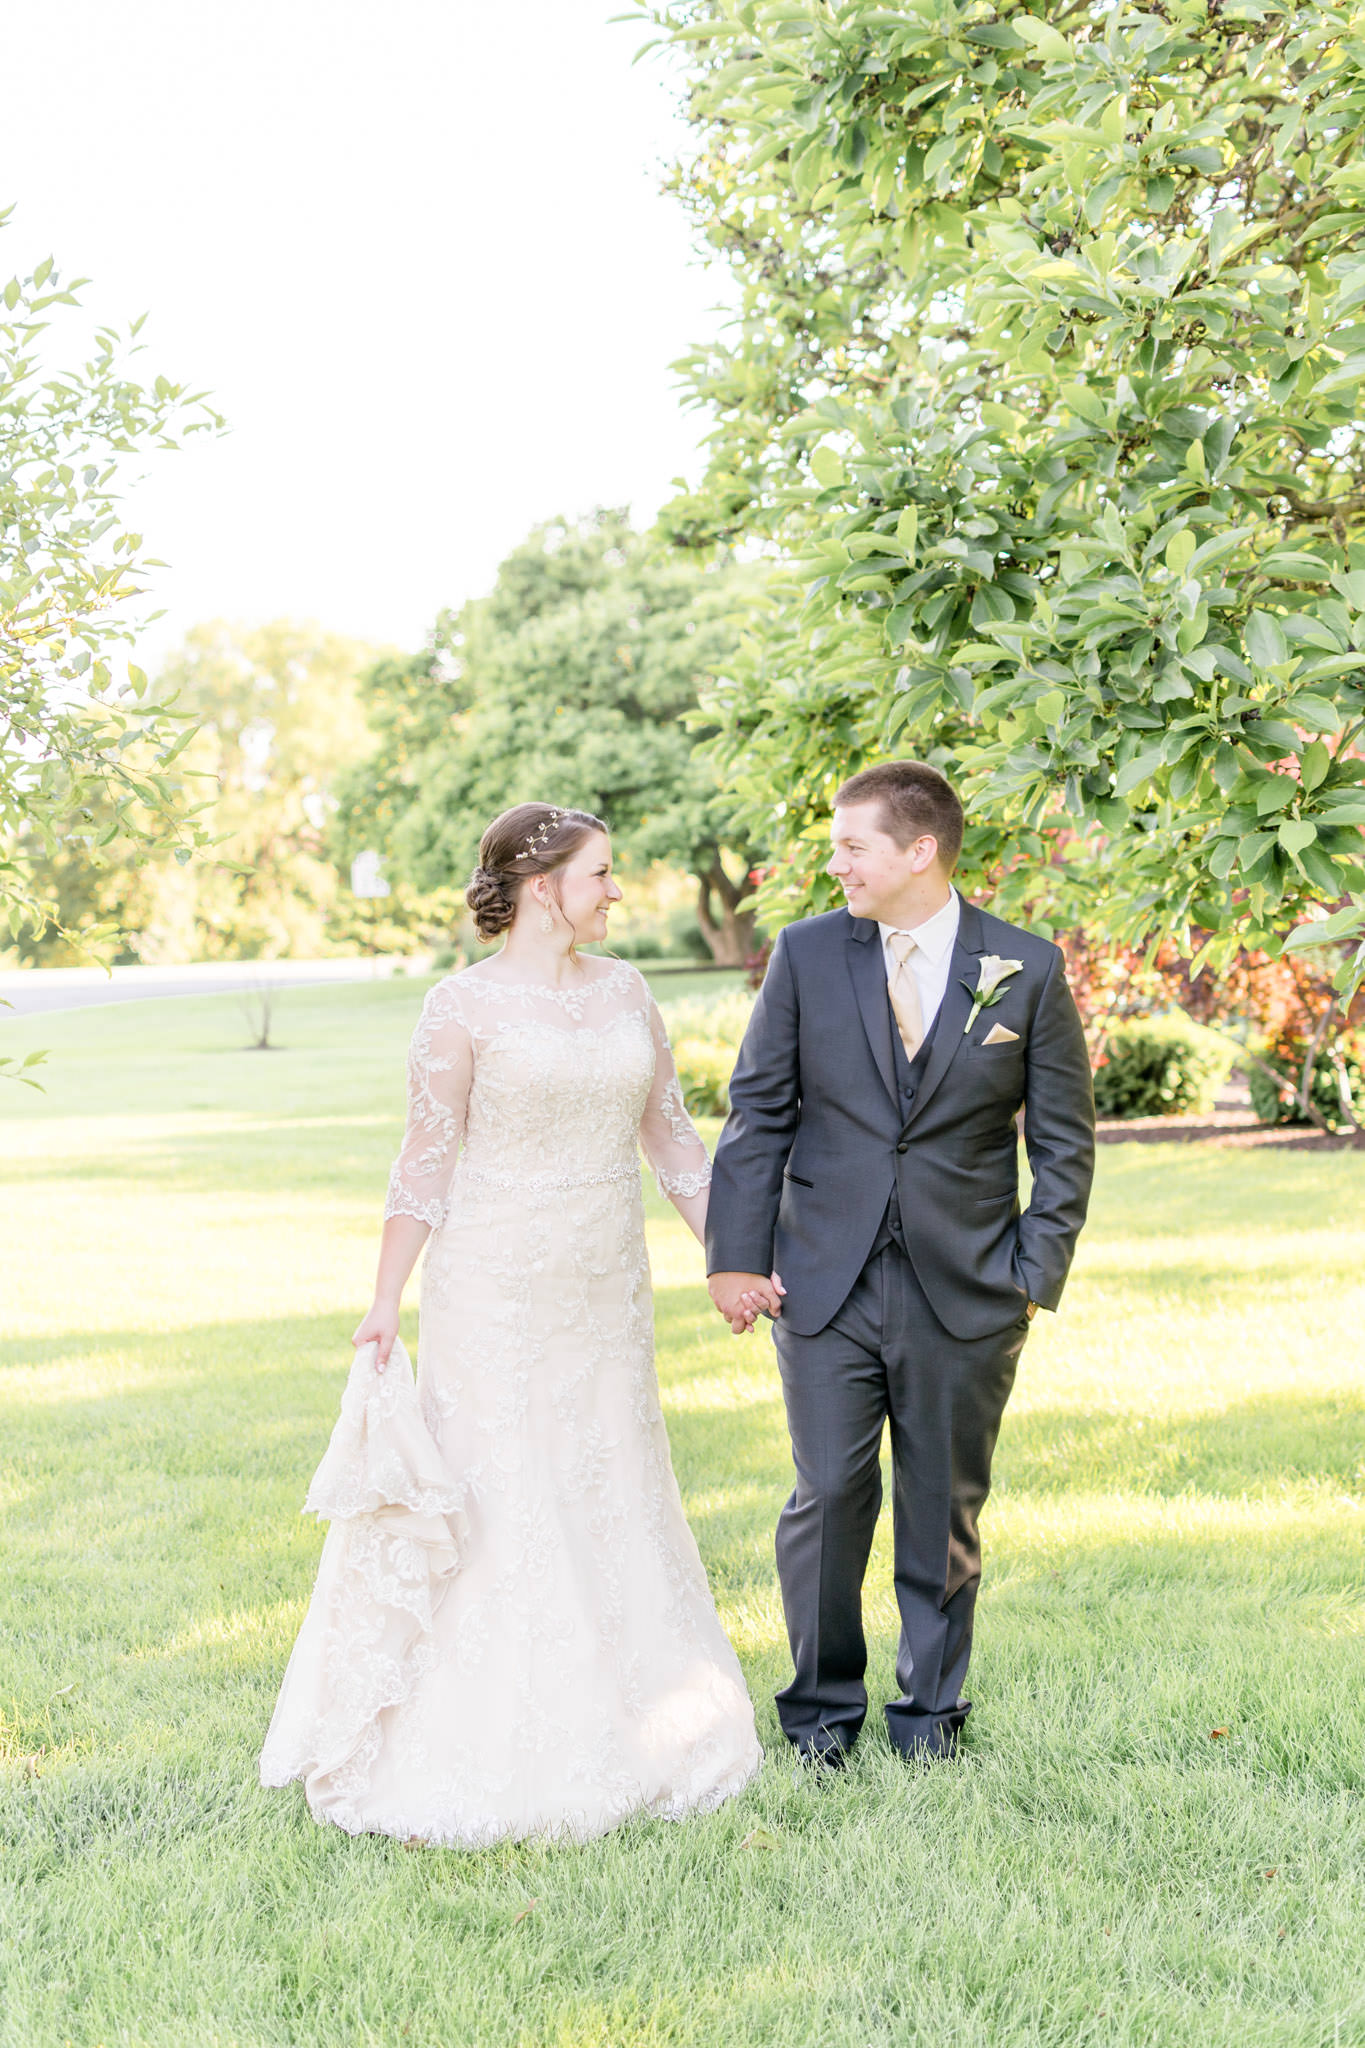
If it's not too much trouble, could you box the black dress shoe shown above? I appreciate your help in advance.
[793,1739,850,1772]
[889,1729,962,1767]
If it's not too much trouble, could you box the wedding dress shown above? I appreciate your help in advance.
[260,957,761,1846]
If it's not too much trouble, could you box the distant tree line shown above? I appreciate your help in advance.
[8,514,769,968]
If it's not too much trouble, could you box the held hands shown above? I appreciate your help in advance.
[352,1297,400,1370]
[705,1280,1036,1332]
[708,1271,787,1336]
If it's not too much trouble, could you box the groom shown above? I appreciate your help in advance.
[706,761,1094,1764]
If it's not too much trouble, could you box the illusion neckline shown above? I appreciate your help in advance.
[449,958,637,1003]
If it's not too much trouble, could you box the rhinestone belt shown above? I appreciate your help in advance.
[459,1162,640,1195]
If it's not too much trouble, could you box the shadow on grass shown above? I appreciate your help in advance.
[997,1390,1365,1498]
[8,1304,1363,1514]
[3,1123,401,1197]
[0,1312,362,1379]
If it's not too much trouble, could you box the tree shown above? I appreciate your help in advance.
[14,622,384,965]
[643,0,1365,1009]
[148,621,382,960]
[1,211,222,953]
[338,512,768,963]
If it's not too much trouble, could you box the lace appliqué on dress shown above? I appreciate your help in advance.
[649,1076,712,1197]
[259,1340,470,1821]
[656,1163,712,1199]
[382,980,475,1229]
[639,998,713,1206]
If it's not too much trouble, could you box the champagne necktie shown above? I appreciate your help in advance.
[887,932,925,1062]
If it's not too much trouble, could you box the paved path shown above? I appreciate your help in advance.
[0,957,424,1017]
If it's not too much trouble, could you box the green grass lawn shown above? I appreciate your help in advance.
[2,979,1364,2048]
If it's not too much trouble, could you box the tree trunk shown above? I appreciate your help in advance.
[694,853,758,967]
[1295,999,1336,1133]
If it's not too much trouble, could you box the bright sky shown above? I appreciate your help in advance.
[1,1,725,670]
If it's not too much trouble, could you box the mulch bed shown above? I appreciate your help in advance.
[1093,1072,1365,1149]
[1096,1108,1363,1151]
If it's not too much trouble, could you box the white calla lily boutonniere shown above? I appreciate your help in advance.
[961,954,1024,1035]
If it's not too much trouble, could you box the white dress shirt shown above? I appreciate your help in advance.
[878,890,961,1039]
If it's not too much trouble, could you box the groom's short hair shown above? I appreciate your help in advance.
[834,761,964,870]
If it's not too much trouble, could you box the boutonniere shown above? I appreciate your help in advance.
[961,955,1023,1035]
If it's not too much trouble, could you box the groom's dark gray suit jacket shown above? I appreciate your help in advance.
[706,898,1095,1341]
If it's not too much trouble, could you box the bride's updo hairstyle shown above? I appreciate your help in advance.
[466,802,609,943]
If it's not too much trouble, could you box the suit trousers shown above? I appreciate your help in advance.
[772,1240,1029,1759]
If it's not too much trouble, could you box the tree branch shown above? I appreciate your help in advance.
[1328,1047,1365,1136]
[1279,488,1365,521]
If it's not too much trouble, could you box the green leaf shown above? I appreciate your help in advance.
[1283,903,1365,950]
[923,136,957,180]
[1013,14,1072,61]
[1237,831,1276,876]
[810,446,846,488]
[1245,611,1289,669]
[968,21,1028,48]
[1258,551,1332,582]
[1248,720,1303,752]
[1281,693,1342,733]
[1114,745,1164,797]
[1330,570,1365,611]
[1255,777,1297,815]
[1213,745,1240,794]
[1272,104,1303,161]
[1278,818,1317,857]
[1207,208,1237,272]
[1300,741,1330,792]
[1165,529,1195,578]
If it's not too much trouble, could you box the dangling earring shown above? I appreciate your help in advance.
[539,903,554,935]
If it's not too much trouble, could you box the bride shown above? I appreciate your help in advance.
[260,802,763,1846]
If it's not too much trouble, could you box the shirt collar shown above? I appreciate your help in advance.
[878,889,961,966]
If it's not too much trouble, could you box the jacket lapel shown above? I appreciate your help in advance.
[846,915,900,1111]
[900,896,986,1132]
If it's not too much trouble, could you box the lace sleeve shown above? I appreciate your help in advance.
[639,990,712,1201]
[384,981,475,1229]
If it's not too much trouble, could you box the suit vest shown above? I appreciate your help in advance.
[869,986,942,1260]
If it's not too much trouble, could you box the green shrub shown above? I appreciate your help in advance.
[670,907,716,963]
[671,1036,735,1117]
[612,908,714,964]
[660,988,755,1118]
[1246,1036,1365,1132]
[613,931,668,960]
[1092,1016,1235,1121]
[660,988,755,1047]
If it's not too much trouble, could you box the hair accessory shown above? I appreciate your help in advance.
[521,808,563,859]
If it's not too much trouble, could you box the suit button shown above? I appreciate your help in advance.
[896,1141,909,1154]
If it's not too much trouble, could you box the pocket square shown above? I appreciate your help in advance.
[982,1022,1020,1045]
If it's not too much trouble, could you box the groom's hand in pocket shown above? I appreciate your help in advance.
[709,1271,786,1335]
